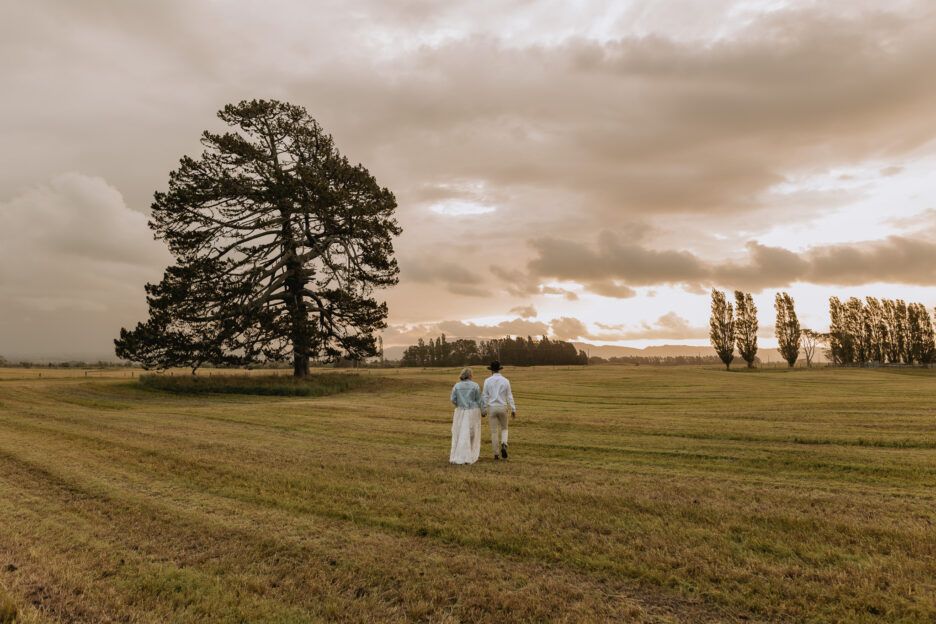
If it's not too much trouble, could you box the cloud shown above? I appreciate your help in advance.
[385,311,711,346]
[581,281,637,299]
[0,173,170,356]
[490,265,579,300]
[621,312,708,341]
[886,209,936,236]
[11,0,933,233]
[524,232,936,294]
[382,316,551,345]
[547,313,707,342]
[401,257,490,297]
[548,317,624,342]
[548,317,590,341]
[0,174,168,308]
[439,318,551,339]
[552,312,708,342]
[802,237,936,287]
[526,231,707,292]
[509,305,537,318]
[308,1,936,233]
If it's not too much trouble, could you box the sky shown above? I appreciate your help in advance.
[1,0,935,360]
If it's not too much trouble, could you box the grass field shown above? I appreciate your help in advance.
[1,365,935,623]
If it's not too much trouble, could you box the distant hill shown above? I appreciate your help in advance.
[573,343,697,358]
[382,341,826,364]
[573,342,827,364]
[382,345,408,361]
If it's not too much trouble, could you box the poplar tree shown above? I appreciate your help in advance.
[734,291,758,368]
[864,297,886,364]
[828,297,851,365]
[710,289,735,370]
[908,303,936,365]
[115,100,401,376]
[881,299,903,364]
[896,300,912,364]
[774,292,801,367]
[844,297,868,365]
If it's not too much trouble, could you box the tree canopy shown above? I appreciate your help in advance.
[116,100,400,376]
[709,289,735,370]
[774,292,801,367]
[734,290,758,368]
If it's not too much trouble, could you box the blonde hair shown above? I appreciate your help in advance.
[459,367,473,381]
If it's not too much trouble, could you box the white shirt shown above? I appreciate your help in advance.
[482,372,515,410]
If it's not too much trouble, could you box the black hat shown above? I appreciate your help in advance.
[487,361,502,371]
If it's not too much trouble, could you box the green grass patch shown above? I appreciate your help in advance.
[138,372,367,396]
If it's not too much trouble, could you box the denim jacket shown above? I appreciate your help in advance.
[450,380,486,414]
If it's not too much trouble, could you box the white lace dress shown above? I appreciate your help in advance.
[449,380,484,464]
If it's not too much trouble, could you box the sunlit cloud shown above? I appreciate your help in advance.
[429,199,497,216]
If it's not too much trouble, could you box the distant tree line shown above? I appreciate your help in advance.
[0,359,129,369]
[399,334,588,367]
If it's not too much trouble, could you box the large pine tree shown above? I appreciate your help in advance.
[116,100,401,376]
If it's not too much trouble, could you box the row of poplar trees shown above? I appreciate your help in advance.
[710,291,936,369]
[828,297,935,366]
[709,290,802,370]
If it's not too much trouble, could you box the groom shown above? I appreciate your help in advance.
[482,361,516,460]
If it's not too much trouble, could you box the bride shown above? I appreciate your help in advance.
[449,367,486,464]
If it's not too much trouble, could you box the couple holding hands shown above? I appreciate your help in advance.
[449,361,516,465]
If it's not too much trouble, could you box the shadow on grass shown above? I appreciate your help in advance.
[138,372,369,397]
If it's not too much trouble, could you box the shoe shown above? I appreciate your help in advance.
[493,454,500,460]
[501,443,508,459]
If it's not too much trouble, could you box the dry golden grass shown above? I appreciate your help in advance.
[1,364,935,622]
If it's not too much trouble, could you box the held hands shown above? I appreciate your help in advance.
[511,411,516,419]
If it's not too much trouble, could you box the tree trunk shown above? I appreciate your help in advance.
[288,278,310,378]
[282,223,311,379]
[293,352,309,378]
